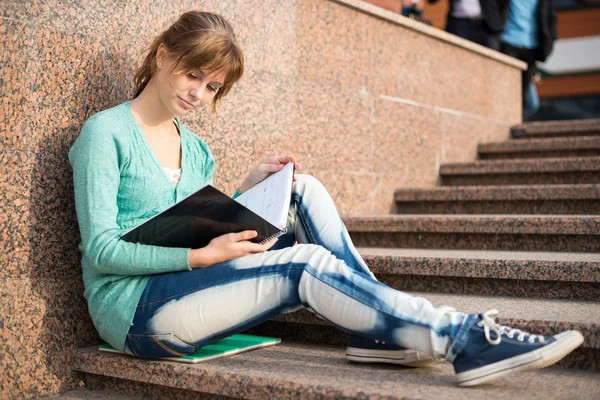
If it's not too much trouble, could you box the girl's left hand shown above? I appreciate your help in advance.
[238,155,302,194]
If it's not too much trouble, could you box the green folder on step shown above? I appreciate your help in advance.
[99,334,281,364]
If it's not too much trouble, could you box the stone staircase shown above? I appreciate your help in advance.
[71,120,600,399]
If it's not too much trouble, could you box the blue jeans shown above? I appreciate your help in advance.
[125,175,476,361]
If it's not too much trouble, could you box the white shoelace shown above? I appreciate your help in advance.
[478,309,546,345]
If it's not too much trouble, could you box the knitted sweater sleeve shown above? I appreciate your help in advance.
[69,116,192,276]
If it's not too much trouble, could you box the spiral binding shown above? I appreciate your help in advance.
[259,228,288,244]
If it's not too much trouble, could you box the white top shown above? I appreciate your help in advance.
[451,0,482,18]
[163,166,182,186]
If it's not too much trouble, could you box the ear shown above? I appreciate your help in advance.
[156,43,167,68]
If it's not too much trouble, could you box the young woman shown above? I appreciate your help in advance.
[69,10,582,387]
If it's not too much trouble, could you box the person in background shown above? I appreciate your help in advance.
[500,0,557,119]
[401,0,424,18]
[428,0,508,51]
[525,73,542,119]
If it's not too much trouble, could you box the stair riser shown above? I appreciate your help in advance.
[83,374,227,400]
[441,172,600,186]
[378,275,600,302]
[349,232,600,252]
[245,321,599,371]
[394,200,600,215]
[511,130,600,140]
[479,149,600,160]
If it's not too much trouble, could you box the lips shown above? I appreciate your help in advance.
[178,96,195,110]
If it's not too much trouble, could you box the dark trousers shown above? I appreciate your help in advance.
[446,16,501,51]
[401,6,423,17]
[500,42,538,112]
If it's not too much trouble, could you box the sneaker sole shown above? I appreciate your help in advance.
[346,347,445,367]
[455,330,584,387]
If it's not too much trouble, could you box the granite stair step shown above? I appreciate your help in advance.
[40,389,142,399]
[357,247,600,300]
[478,136,600,160]
[439,156,600,186]
[393,184,600,214]
[258,292,600,370]
[73,341,600,399]
[511,119,600,139]
[344,214,600,252]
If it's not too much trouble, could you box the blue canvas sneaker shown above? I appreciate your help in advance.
[453,309,584,386]
[346,334,444,367]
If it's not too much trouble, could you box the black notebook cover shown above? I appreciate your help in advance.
[121,185,283,248]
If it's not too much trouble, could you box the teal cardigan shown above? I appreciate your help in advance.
[69,101,216,351]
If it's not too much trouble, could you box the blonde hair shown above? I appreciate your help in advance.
[133,11,244,111]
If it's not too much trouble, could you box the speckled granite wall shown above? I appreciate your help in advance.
[0,0,522,398]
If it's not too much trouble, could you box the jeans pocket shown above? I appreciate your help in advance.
[126,332,197,359]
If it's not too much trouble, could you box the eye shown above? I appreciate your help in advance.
[207,85,218,92]
[188,73,198,79]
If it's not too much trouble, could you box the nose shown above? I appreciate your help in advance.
[189,85,204,102]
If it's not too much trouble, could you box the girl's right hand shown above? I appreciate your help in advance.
[188,230,277,268]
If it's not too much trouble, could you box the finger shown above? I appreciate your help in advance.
[239,237,278,253]
[275,155,301,173]
[261,155,285,166]
[265,155,300,171]
[276,155,297,165]
[234,230,258,242]
[264,155,282,164]
[261,237,279,250]
[235,242,267,254]
[258,163,285,173]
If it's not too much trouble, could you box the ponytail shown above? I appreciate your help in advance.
[133,34,164,98]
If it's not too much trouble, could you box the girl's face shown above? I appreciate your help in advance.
[155,54,226,116]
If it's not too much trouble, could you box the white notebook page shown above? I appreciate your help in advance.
[234,162,294,230]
